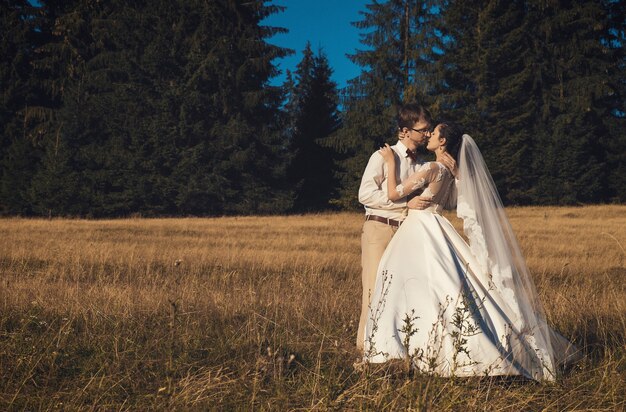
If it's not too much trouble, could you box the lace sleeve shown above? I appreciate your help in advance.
[396,183,405,197]
[398,163,438,196]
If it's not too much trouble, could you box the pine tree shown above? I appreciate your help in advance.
[433,0,541,203]
[285,43,341,212]
[170,0,293,215]
[27,0,142,216]
[602,0,626,202]
[433,0,622,204]
[20,0,292,216]
[0,0,49,214]
[527,0,614,204]
[332,0,439,209]
[6,0,622,213]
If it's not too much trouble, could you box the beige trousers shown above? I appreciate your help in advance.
[357,219,398,351]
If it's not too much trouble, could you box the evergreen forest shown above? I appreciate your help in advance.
[1,0,624,216]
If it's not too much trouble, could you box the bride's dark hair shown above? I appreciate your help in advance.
[438,121,463,162]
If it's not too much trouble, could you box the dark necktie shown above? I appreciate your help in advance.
[406,149,417,162]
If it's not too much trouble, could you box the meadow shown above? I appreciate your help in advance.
[1,205,625,411]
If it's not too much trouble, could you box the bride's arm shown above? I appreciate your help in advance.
[379,145,436,201]
[396,163,437,200]
[378,144,402,201]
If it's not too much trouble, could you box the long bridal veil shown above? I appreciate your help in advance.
[456,134,576,380]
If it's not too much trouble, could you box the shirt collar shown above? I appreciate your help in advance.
[394,140,411,158]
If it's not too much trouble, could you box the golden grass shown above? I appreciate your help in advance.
[1,205,625,410]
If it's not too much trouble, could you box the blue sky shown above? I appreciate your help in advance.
[263,1,370,89]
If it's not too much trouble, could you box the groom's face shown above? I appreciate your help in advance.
[404,119,432,148]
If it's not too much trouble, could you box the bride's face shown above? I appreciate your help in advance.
[426,125,445,152]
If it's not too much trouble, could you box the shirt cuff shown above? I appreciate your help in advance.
[395,184,405,197]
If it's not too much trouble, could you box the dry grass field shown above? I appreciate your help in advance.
[1,205,625,410]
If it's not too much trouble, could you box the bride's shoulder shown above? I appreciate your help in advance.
[417,161,437,171]
[432,162,453,180]
[419,161,448,172]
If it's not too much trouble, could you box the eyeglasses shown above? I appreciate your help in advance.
[411,126,433,135]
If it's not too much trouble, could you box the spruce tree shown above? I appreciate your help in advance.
[527,0,614,204]
[285,43,341,212]
[433,0,540,203]
[27,0,142,216]
[0,0,49,214]
[433,0,621,204]
[332,0,438,209]
[20,0,292,216]
[171,0,293,215]
[602,0,626,202]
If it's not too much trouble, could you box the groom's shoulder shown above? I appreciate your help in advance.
[368,141,401,156]
[366,149,384,162]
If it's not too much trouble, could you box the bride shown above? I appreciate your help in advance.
[363,122,578,381]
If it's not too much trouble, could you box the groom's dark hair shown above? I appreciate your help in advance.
[397,103,433,129]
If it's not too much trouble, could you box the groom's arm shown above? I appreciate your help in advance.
[358,152,407,209]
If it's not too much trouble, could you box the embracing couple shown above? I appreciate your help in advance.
[356,103,578,381]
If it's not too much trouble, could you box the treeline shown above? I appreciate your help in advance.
[1,0,624,217]
[334,0,625,208]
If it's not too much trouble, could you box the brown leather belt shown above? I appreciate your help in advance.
[365,214,401,227]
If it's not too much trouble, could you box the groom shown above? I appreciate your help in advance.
[356,102,435,351]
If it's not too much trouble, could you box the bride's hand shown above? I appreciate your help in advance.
[378,144,395,164]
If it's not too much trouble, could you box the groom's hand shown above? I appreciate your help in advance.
[407,196,432,210]
[441,152,458,177]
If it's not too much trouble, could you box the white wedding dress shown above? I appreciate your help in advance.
[364,152,577,381]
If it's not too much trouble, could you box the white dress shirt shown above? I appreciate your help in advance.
[358,140,422,221]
